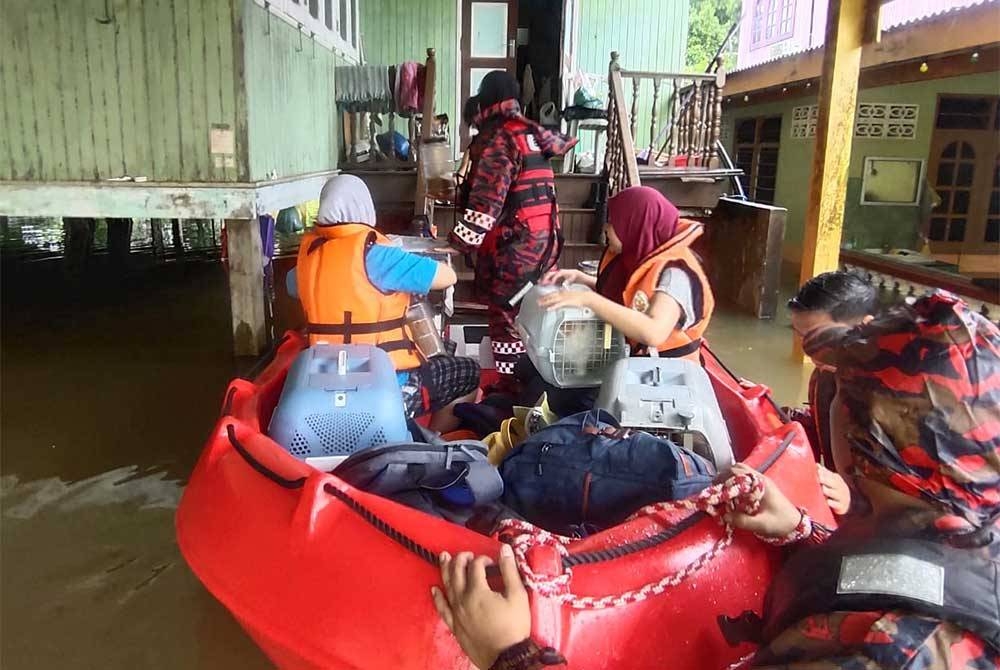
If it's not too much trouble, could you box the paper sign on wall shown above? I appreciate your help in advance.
[210,124,236,170]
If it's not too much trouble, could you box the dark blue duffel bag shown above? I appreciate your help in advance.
[500,410,715,536]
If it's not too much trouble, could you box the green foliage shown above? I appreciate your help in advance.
[686,0,741,73]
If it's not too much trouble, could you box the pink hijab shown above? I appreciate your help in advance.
[596,186,680,302]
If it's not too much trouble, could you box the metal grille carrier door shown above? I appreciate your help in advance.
[516,285,627,388]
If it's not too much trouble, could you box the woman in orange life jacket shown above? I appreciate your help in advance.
[291,175,480,432]
[540,186,712,358]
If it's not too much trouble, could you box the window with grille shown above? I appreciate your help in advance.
[256,0,360,61]
[988,157,1000,244]
[734,116,782,205]
[930,141,976,242]
[936,96,995,130]
[751,0,796,50]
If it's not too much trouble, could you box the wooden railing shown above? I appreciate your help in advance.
[841,249,1000,325]
[605,52,727,194]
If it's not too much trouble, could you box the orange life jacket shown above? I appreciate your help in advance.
[296,223,421,371]
[598,219,714,361]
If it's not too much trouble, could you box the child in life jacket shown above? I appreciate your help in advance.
[448,71,576,388]
[289,175,480,432]
[431,292,1000,670]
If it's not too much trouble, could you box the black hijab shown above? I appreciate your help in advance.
[478,70,520,110]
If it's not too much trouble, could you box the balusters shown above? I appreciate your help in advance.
[668,79,680,165]
[648,78,661,158]
[686,80,700,167]
[710,80,723,168]
[630,78,640,147]
[696,81,708,167]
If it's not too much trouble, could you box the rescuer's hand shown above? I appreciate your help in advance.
[432,546,532,670]
[723,464,803,539]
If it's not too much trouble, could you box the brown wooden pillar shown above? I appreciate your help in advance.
[226,217,268,356]
[414,47,437,217]
[796,0,875,357]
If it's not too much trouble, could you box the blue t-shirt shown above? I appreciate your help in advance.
[286,243,438,298]
[287,243,440,386]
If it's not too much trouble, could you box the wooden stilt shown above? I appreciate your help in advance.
[171,218,184,259]
[63,217,95,277]
[151,219,166,258]
[226,217,268,356]
[106,218,133,267]
[796,0,871,358]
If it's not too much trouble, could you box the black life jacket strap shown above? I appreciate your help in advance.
[306,311,408,340]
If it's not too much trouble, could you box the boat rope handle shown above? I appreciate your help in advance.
[495,471,765,610]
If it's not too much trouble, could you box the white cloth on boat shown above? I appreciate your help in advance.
[316,175,377,227]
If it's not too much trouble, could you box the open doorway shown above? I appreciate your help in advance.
[459,0,573,148]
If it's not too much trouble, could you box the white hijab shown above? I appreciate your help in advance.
[316,174,377,227]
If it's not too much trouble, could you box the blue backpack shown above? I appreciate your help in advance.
[500,410,715,536]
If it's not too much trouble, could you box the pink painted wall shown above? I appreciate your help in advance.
[736,0,827,71]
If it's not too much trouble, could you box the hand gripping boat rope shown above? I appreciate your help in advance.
[495,472,765,610]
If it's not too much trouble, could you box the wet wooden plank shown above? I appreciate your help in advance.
[174,0,194,179]
[216,0,238,182]
[0,13,15,177]
[96,0,125,176]
[84,0,115,179]
[125,0,153,179]
[56,1,85,178]
[185,0,207,180]
[47,1,74,180]
[20,7,52,179]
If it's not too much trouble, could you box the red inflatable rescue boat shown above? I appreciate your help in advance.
[176,331,834,669]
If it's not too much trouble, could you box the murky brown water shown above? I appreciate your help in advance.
[0,229,807,669]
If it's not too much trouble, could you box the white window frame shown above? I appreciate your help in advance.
[254,0,361,63]
[859,157,926,207]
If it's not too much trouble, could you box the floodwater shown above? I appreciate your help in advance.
[0,219,808,669]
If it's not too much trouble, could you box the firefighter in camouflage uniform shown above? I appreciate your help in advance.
[450,71,576,386]
[430,291,1000,670]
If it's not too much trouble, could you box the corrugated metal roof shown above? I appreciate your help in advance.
[881,0,993,31]
[730,0,998,74]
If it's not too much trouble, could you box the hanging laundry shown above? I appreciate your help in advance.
[334,65,394,113]
[521,64,536,116]
[395,61,425,115]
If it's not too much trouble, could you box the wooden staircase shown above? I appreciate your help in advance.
[343,51,785,319]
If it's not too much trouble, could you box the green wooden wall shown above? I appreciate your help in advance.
[0,0,241,182]
[577,0,690,155]
[241,1,343,181]
[359,0,459,134]
[357,0,687,154]
[722,71,1000,263]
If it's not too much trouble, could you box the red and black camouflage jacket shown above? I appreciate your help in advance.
[449,100,576,253]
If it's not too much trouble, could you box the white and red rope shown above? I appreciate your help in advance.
[497,472,765,610]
